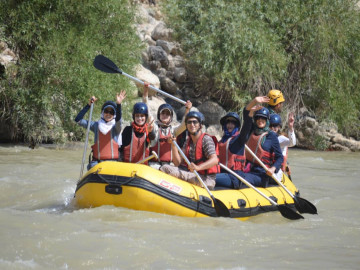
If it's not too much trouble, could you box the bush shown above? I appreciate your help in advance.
[162,0,360,136]
[0,0,143,144]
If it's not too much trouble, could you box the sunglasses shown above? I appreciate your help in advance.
[226,120,238,125]
[186,120,199,125]
[104,110,115,115]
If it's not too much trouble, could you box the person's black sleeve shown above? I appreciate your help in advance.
[74,104,90,122]
[229,109,253,154]
[115,104,122,122]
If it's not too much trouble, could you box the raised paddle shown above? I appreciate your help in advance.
[79,100,94,180]
[245,145,318,214]
[93,55,187,105]
[219,163,304,220]
[172,141,230,217]
[136,151,159,164]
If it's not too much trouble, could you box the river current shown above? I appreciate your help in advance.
[0,144,359,270]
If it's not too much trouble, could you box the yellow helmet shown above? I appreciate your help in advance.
[268,89,285,106]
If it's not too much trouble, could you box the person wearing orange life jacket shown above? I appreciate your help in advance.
[160,111,219,190]
[74,91,126,169]
[269,113,296,180]
[119,102,155,164]
[141,82,193,169]
[217,112,245,170]
[243,107,283,187]
[215,96,271,189]
[148,101,192,169]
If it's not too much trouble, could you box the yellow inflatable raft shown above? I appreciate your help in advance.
[74,161,302,220]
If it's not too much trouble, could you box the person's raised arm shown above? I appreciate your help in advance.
[75,96,97,122]
[229,96,270,154]
[287,112,296,147]
[174,100,192,137]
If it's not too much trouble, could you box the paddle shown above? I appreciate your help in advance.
[219,163,303,220]
[79,101,94,180]
[136,151,159,164]
[93,55,186,105]
[245,145,317,214]
[172,141,230,217]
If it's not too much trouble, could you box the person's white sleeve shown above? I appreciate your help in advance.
[278,135,290,149]
[288,130,296,147]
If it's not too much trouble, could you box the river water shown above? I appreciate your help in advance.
[0,144,359,270]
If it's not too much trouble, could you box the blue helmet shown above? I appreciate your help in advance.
[101,101,117,113]
[254,107,270,120]
[220,112,241,127]
[133,102,148,120]
[185,111,205,125]
[270,114,282,127]
[157,103,174,122]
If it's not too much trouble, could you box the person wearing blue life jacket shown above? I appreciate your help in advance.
[215,96,272,189]
[75,91,126,169]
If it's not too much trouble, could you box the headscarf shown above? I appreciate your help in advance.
[98,105,122,145]
[220,125,239,143]
[98,105,116,135]
[253,117,270,146]
[131,121,150,143]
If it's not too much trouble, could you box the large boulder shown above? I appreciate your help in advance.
[148,46,169,68]
[159,76,178,95]
[198,101,226,126]
[151,22,173,41]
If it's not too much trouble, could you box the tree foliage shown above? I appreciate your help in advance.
[163,0,360,137]
[0,0,143,143]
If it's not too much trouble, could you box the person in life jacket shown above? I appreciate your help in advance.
[119,102,155,164]
[160,111,219,190]
[266,89,285,115]
[217,112,244,170]
[141,81,193,169]
[269,113,296,180]
[215,96,271,189]
[74,91,126,169]
[242,107,284,187]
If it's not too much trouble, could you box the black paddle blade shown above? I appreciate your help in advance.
[93,55,122,74]
[277,205,304,220]
[213,197,230,217]
[294,196,318,214]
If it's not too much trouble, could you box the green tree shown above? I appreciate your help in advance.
[0,0,143,144]
[163,0,360,137]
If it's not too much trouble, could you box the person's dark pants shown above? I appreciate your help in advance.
[216,170,269,189]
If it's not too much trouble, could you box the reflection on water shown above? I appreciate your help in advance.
[0,144,359,269]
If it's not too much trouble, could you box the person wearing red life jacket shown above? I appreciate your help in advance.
[148,101,192,169]
[215,96,271,189]
[74,91,126,169]
[160,111,219,190]
[141,81,193,169]
[242,107,283,187]
[119,102,155,164]
[217,112,243,171]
